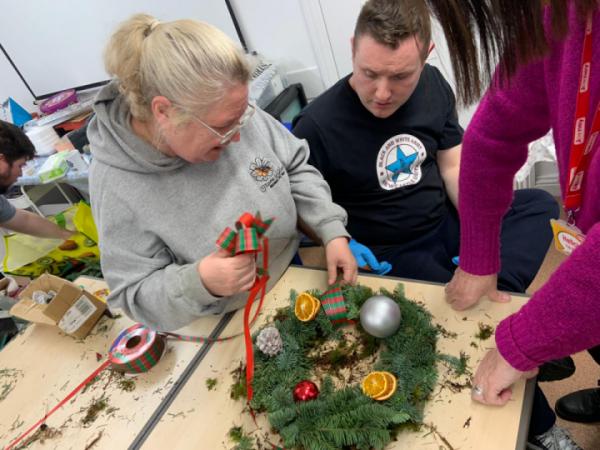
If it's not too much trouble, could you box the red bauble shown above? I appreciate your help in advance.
[293,380,319,402]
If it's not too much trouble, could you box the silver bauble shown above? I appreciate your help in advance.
[359,295,401,338]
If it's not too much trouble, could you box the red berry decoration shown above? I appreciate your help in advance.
[293,380,319,402]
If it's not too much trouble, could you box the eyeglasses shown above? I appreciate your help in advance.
[195,103,256,145]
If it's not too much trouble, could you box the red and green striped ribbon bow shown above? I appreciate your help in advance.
[216,212,275,403]
[216,212,273,256]
[321,284,352,325]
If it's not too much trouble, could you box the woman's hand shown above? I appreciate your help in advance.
[324,237,358,285]
[198,249,256,296]
[471,348,538,405]
[445,268,511,310]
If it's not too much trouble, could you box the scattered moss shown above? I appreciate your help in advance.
[0,368,23,402]
[475,323,494,340]
[230,364,247,400]
[470,341,478,349]
[118,378,136,392]
[81,374,101,394]
[435,324,458,339]
[81,396,108,426]
[228,426,254,450]
[13,423,62,450]
[443,379,473,394]
[455,352,470,376]
[206,378,218,391]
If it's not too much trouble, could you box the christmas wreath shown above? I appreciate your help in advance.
[248,283,442,450]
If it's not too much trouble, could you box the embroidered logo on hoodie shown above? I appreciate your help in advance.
[249,157,286,192]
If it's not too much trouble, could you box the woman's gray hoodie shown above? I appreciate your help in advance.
[87,82,349,331]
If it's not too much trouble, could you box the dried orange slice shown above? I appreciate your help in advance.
[361,372,388,398]
[294,292,321,322]
[374,371,397,400]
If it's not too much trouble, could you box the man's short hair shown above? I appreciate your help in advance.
[0,120,36,164]
[354,0,431,59]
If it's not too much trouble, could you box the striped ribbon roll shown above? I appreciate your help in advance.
[6,324,165,449]
[109,324,165,373]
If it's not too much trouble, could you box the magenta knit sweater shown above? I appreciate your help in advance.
[459,5,600,371]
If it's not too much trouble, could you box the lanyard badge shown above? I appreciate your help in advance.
[551,219,585,255]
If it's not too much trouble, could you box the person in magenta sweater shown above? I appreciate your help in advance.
[426,0,599,448]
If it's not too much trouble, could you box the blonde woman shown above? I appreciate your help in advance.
[88,14,356,331]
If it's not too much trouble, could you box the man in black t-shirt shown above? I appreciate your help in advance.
[293,0,558,291]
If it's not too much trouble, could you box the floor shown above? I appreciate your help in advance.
[298,242,600,449]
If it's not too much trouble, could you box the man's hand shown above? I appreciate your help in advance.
[349,239,392,275]
[325,237,358,285]
[445,268,511,310]
[198,249,256,296]
[60,228,76,240]
[471,348,538,406]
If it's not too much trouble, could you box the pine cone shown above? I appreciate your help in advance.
[256,326,283,357]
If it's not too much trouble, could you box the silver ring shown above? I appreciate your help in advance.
[472,384,483,396]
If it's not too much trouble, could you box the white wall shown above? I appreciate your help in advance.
[0,54,36,112]
[0,0,325,110]
[1,1,478,123]
[229,0,324,99]
[1,1,239,111]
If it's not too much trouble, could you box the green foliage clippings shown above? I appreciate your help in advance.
[248,283,440,450]
[228,426,255,450]
[206,378,218,391]
[475,322,494,340]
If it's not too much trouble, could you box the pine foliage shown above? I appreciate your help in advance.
[248,284,443,449]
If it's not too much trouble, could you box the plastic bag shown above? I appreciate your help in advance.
[3,201,100,278]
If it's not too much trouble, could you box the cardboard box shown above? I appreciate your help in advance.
[10,274,106,338]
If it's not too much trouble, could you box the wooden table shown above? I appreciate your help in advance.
[140,267,534,450]
[0,276,224,449]
[0,268,533,449]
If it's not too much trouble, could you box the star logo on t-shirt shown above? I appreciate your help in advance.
[385,146,417,182]
[376,134,427,190]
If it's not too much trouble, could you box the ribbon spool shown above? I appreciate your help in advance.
[321,284,353,326]
[109,324,166,373]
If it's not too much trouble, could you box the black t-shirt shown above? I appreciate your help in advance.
[292,64,463,246]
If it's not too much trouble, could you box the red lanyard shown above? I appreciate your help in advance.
[565,13,600,222]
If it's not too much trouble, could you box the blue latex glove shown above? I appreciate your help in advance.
[452,256,460,266]
[349,239,392,276]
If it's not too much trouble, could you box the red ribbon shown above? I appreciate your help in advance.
[167,212,273,402]
[6,360,111,450]
[217,212,273,402]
